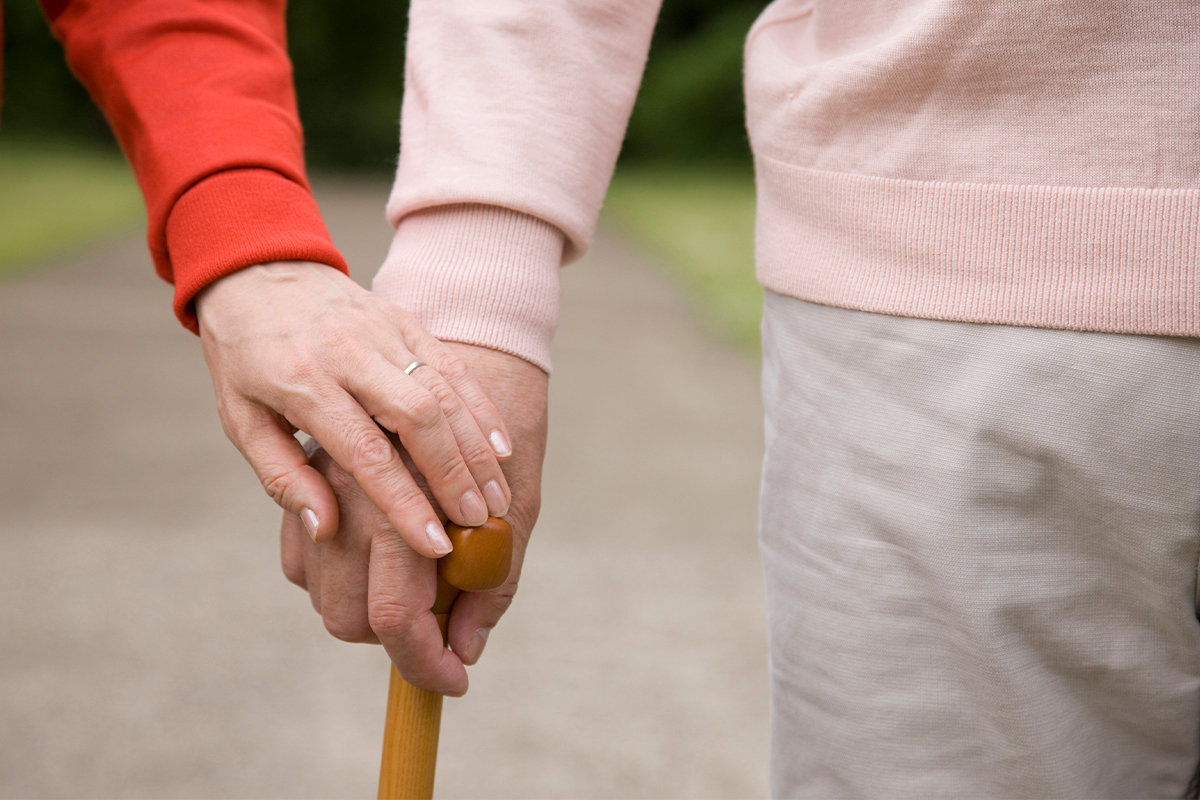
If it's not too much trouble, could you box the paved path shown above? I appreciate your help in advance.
[0,179,767,798]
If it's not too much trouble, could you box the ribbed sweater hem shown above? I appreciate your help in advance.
[374,204,564,373]
[756,154,1200,336]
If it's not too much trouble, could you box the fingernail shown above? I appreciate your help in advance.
[300,508,320,541]
[426,521,452,555]
[482,480,508,516]
[464,627,491,665]
[488,429,512,458]
[460,489,487,525]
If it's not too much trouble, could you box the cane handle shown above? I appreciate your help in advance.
[377,516,513,800]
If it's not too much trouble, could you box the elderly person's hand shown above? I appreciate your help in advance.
[196,261,513,558]
[278,343,547,695]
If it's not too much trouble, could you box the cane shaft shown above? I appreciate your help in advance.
[376,518,513,800]
[378,662,443,799]
[378,609,453,800]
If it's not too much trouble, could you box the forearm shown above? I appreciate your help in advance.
[45,0,346,332]
[376,1,661,368]
[392,0,660,257]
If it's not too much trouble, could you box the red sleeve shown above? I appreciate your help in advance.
[42,0,349,333]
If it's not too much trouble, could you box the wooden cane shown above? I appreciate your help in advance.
[377,516,513,800]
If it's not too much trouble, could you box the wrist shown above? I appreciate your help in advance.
[167,169,347,335]
[195,261,347,331]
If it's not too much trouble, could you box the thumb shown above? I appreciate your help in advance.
[446,582,518,666]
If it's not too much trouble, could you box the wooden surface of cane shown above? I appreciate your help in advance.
[378,517,513,800]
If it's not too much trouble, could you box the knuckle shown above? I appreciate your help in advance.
[218,401,269,449]
[489,580,518,608]
[367,599,421,642]
[281,356,318,386]
[272,358,322,401]
[394,312,425,338]
[431,352,469,384]
[391,489,431,519]
[461,437,499,471]
[281,554,307,589]
[372,489,434,529]
[426,451,472,490]
[401,392,443,432]
[323,613,375,644]
[477,596,515,628]
[345,426,397,473]
[261,469,295,507]
[319,585,374,642]
[426,379,459,411]
[320,322,368,357]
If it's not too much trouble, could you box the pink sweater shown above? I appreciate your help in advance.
[373,0,1200,373]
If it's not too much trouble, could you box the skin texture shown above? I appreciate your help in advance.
[279,342,549,696]
[196,261,514,558]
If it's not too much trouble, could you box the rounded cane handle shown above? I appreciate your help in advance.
[441,517,514,592]
[378,516,513,800]
[432,517,514,615]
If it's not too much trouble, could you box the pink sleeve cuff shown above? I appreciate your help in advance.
[373,204,564,373]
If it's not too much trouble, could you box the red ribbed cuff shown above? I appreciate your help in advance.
[166,168,348,333]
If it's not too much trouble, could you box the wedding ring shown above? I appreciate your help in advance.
[403,360,429,376]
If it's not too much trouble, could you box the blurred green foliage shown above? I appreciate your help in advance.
[623,1,766,167]
[1,0,116,145]
[605,167,759,351]
[0,140,143,279]
[1,0,766,171]
[286,0,409,172]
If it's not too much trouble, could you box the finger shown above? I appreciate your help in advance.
[223,400,340,542]
[445,583,518,666]
[303,521,323,615]
[314,465,385,645]
[280,511,309,590]
[294,392,453,559]
[392,359,511,517]
[404,333,513,462]
[347,361,492,529]
[367,528,468,696]
[319,540,378,644]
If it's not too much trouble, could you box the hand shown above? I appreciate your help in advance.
[279,343,548,695]
[196,261,513,558]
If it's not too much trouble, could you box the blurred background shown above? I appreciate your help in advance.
[0,0,763,339]
[7,0,764,166]
[1,1,769,796]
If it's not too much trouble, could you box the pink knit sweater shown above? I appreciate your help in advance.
[373,0,1200,373]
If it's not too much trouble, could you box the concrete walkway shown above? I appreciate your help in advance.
[0,179,767,799]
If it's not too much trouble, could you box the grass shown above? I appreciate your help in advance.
[603,165,760,353]
[0,138,145,281]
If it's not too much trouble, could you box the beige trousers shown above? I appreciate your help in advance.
[760,291,1200,798]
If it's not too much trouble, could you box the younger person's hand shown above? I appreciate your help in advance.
[196,262,513,558]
